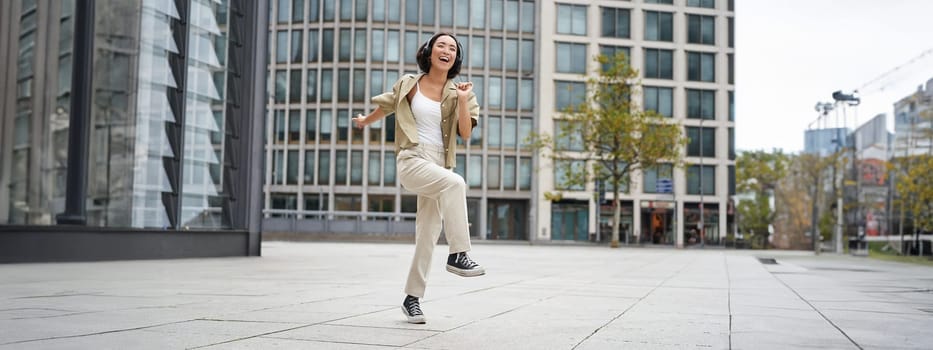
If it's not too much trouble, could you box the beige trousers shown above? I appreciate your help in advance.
[397,144,472,298]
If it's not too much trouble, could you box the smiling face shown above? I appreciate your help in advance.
[430,35,458,72]
[416,33,462,79]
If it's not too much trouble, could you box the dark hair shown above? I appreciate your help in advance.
[416,32,463,79]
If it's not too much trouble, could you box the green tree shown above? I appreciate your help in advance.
[897,154,933,233]
[735,149,789,246]
[530,52,687,248]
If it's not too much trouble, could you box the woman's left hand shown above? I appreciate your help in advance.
[455,81,473,99]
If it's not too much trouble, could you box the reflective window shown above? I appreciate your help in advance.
[645,11,673,42]
[489,37,502,70]
[369,30,384,61]
[599,45,630,72]
[270,71,285,104]
[306,110,317,142]
[687,0,715,9]
[471,0,485,28]
[556,120,584,151]
[555,81,586,110]
[373,0,385,21]
[601,7,630,38]
[520,79,533,110]
[305,150,315,184]
[277,0,290,23]
[644,48,673,79]
[503,117,517,147]
[275,110,286,143]
[687,165,716,195]
[322,29,334,62]
[440,0,454,25]
[388,0,401,22]
[323,0,335,20]
[521,40,534,73]
[505,39,518,71]
[555,160,585,191]
[519,157,532,190]
[338,69,350,102]
[505,0,519,31]
[505,78,518,110]
[687,15,716,45]
[307,29,318,62]
[339,29,351,61]
[470,36,484,68]
[335,151,348,184]
[289,110,302,143]
[687,51,716,82]
[729,91,734,121]
[353,70,366,101]
[469,155,483,188]
[320,110,333,141]
[351,151,363,185]
[686,126,716,157]
[275,31,288,63]
[556,42,587,73]
[406,0,419,24]
[488,77,502,107]
[490,0,503,29]
[556,4,587,35]
[293,30,304,62]
[289,70,302,103]
[287,151,299,184]
[354,28,367,61]
[318,151,331,184]
[729,127,735,160]
[521,0,534,32]
[488,156,501,189]
[309,0,319,21]
[340,0,352,20]
[387,30,400,62]
[334,195,362,211]
[502,157,515,191]
[642,164,673,194]
[456,0,469,28]
[293,0,305,22]
[320,69,333,102]
[643,86,673,118]
[519,118,532,147]
[384,151,396,185]
[356,0,368,20]
[369,151,381,185]
[404,31,418,65]
[645,0,673,3]
[686,89,716,120]
[488,116,501,147]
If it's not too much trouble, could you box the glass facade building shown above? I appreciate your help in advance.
[263,0,736,248]
[0,0,268,262]
[263,0,538,240]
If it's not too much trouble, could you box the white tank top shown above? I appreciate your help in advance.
[411,82,444,146]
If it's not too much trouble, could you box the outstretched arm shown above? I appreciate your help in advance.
[353,107,387,129]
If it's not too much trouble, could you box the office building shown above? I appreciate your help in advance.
[0,0,268,262]
[263,0,736,247]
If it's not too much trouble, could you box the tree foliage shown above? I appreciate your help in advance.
[529,51,687,247]
[735,150,789,243]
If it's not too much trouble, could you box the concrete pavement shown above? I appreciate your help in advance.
[1,241,931,349]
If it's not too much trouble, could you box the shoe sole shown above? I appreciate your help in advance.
[446,265,486,277]
[401,306,426,324]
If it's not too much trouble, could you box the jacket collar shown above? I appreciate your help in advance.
[410,73,457,104]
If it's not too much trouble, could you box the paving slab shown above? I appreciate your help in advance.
[0,242,931,349]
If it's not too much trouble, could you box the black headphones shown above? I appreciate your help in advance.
[421,33,463,67]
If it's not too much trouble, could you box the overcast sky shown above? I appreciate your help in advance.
[736,0,933,153]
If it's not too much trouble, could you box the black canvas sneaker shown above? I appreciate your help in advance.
[401,295,426,324]
[446,252,486,277]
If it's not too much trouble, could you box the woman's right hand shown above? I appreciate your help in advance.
[352,113,368,129]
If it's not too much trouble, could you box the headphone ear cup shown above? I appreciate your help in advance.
[456,42,463,66]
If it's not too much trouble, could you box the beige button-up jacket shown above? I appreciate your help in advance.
[371,73,479,169]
